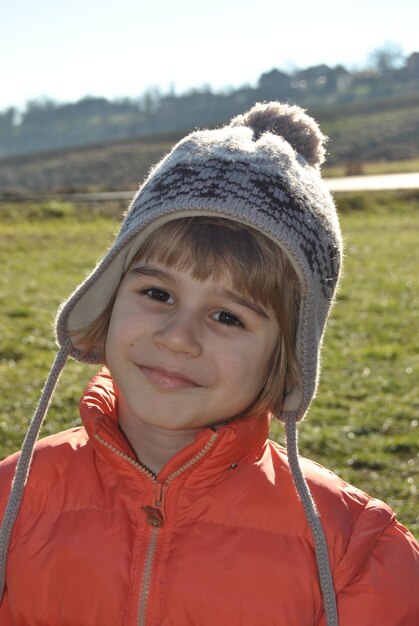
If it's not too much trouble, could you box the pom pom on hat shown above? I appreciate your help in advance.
[229,102,327,167]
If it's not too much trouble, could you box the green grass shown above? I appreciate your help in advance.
[0,195,418,535]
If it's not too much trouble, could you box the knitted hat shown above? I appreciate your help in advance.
[0,102,341,625]
[56,101,342,423]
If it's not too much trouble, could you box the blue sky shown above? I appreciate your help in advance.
[1,0,418,111]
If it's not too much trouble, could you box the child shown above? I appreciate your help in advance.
[0,102,417,626]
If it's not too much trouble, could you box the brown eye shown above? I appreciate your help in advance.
[213,310,244,328]
[143,288,174,304]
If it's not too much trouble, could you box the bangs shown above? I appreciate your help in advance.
[132,217,299,311]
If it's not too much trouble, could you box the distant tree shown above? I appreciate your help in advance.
[72,96,112,115]
[139,87,162,114]
[368,42,405,76]
[21,98,55,127]
[0,107,17,130]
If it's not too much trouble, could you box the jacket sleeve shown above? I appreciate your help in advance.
[0,453,19,617]
[333,515,419,625]
[0,452,18,518]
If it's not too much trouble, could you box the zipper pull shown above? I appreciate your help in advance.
[141,506,164,528]
[155,481,166,508]
[141,482,166,528]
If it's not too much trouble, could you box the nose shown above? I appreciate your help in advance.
[153,312,202,357]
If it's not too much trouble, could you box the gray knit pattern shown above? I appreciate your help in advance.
[123,156,338,299]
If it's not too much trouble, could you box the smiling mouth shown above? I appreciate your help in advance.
[138,365,200,390]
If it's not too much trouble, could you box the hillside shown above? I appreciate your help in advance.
[1,95,419,194]
[0,136,179,194]
[1,50,419,161]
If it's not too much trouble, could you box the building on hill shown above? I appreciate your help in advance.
[292,64,351,94]
[257,69,292,100]
[404,52,419,78]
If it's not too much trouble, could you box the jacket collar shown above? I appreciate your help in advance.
[80,368,271,485]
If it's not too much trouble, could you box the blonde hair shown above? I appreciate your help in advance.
[74,217,302,418]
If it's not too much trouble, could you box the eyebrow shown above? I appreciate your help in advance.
[215,288,270,320]
[131,265,270,320]
[131,265,178,284]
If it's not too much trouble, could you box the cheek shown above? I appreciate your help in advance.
[218,340,273,392]
[105,308,157,368]
[107,301,137,342]
[104,328,117,369]
[105,311,129,365]
[246,339,278,393]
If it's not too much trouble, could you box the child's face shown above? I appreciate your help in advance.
[105,259,279,432]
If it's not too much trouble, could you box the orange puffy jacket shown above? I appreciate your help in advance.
[0,369,418,625]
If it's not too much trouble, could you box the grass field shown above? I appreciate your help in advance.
[0,193,418,535]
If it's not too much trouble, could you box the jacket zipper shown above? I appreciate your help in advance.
[93,433,156,479]
[137,523,160,626]
[93,431,218,626]
[137,432,218,626]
